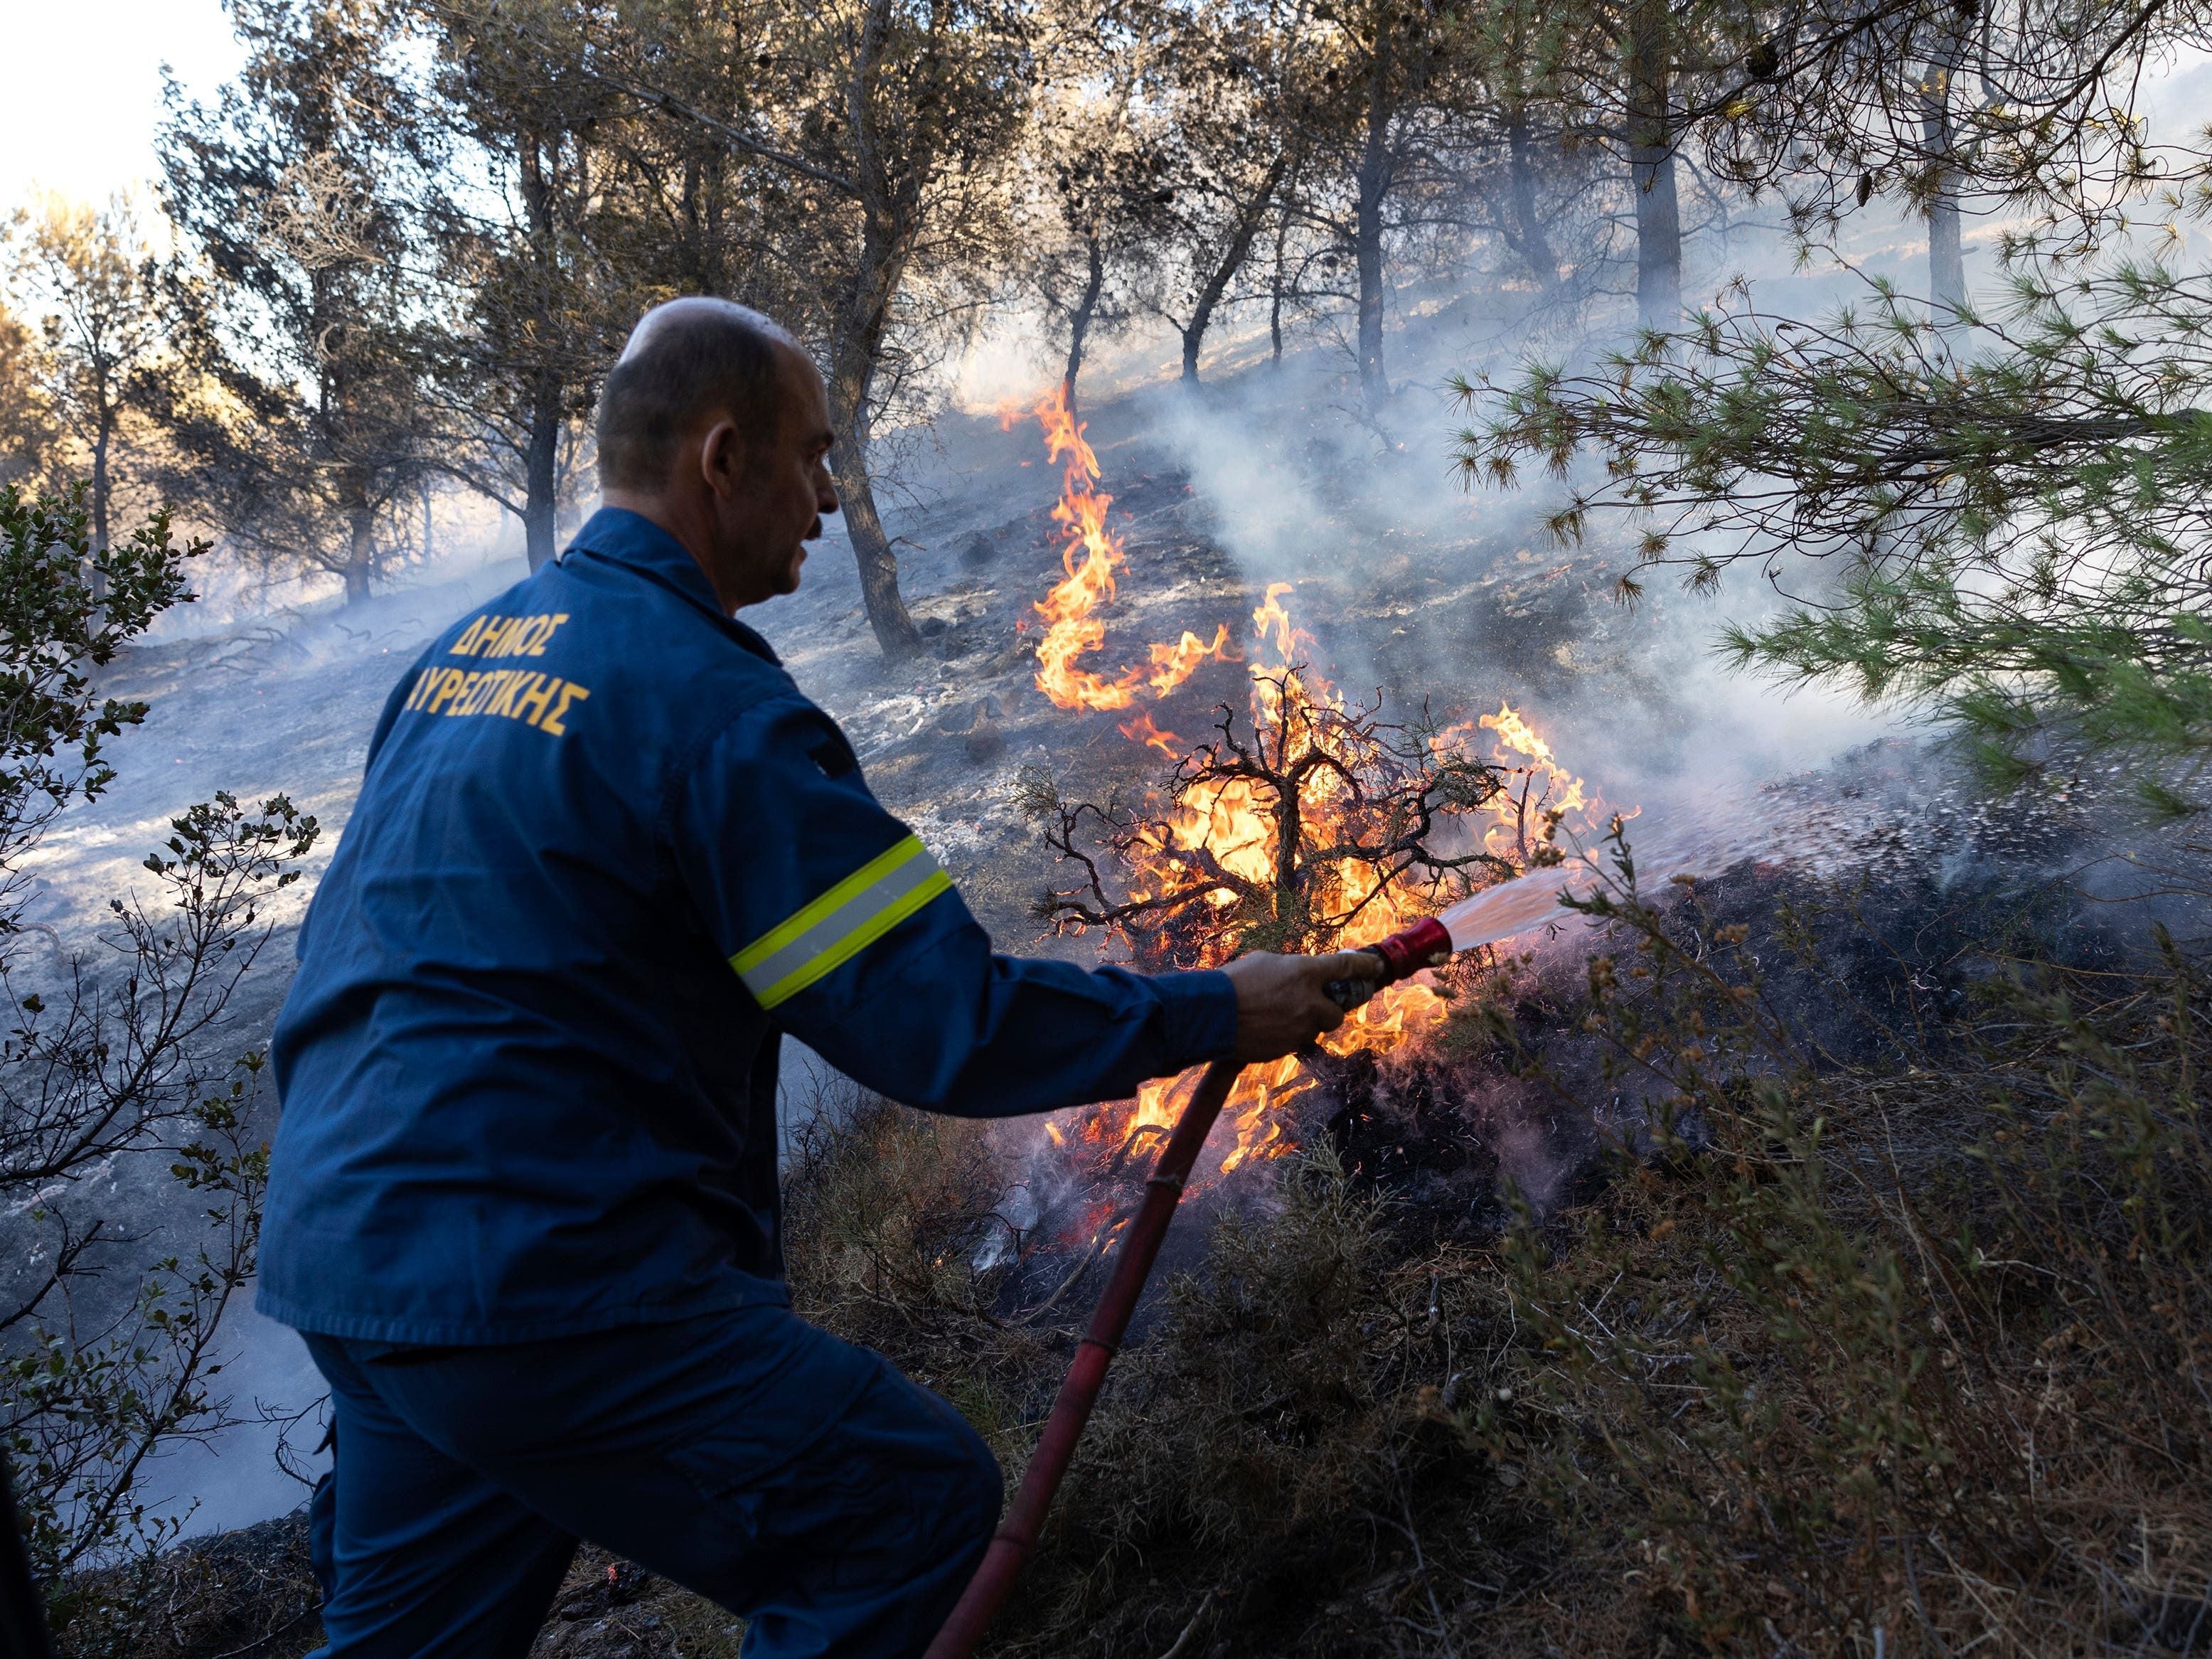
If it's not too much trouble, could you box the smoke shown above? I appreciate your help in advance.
[142,1307,330,1539]
[1062,304,1904,832]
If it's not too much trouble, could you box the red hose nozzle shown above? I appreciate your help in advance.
[1325,916,1453,1010]
[1368,916,1452,982]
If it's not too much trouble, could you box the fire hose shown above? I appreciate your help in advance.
[923,917,1452,1659]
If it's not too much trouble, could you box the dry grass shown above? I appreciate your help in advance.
[48,1512,324,1659]
[1467,880,2212,1655]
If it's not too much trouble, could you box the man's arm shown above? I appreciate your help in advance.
[672,695,1365,1116]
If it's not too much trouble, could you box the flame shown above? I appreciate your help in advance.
[1251,582,1305,661]
[1064,582,1518,1181]
[1118,711,1184,756]
[1008,394,1608,1197]
[1147,624,1239,696]
[1476,700,1605,863]
[1024,387,1137,709]
[1017,388,1238,713]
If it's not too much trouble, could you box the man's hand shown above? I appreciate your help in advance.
[1222,950,1380,1062]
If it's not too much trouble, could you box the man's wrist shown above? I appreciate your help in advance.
[1150,968,1240,1065]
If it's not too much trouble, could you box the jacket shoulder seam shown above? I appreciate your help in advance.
[655,681,826,845]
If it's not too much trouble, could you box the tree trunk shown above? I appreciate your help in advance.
[830,447,918,658]
[1923,31,1967,314]
[826,226,923,658]
[518,132,566,572]
[90,405,112,556]
[420,476,434,561]
[825,400,923,660]
[1355,57,1394,408]
[1063,236,1105,419]
[1180,152,1289,384]
[1928,192,1964,311]
[1269,215,1288,365]
[341,469,375,605]
[343,516,375,604]
[1506,107,1563,290]
[87,393,113,601]
[821,0,929,661]
[524,368,561,572]
[1627,0,1682,330]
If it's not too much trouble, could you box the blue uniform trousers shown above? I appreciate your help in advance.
[300,1306,1000,1658]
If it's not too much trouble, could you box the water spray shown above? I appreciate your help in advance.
[924,875,1576,1659]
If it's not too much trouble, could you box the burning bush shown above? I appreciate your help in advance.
[1015,574,1617,1180]
[1020,668,1504,966]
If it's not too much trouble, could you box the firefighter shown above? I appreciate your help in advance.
[260,297,1369,1658]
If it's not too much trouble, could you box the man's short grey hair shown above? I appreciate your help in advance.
[597,299,802,492]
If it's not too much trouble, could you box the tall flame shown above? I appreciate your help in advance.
[1015,388,1237,711]
[1477,700,1607,863]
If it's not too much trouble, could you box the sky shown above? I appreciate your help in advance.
[0,0,244,218]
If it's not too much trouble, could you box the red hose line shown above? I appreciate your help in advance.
[922,1057,1244,1659]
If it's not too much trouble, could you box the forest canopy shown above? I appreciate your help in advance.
[0,0,2192,690]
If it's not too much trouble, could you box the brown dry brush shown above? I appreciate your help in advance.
[988,1162,1497,1659]
[1470,841,2212,1656]
[47,1512,324,1659]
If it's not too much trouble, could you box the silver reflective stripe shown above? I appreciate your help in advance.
[730,835,952,1009]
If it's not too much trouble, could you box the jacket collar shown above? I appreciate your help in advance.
[564,507,781,666]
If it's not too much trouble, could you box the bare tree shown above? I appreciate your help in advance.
[1022,673,1504,966]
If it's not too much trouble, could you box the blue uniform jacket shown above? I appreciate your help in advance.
[258,508,1238,1345]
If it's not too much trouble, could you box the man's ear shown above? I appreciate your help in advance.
[698,418,749,500]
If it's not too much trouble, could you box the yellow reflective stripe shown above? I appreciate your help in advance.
[732,836,929,975]
[752,868,951,1008]
[730,835,953,1010]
